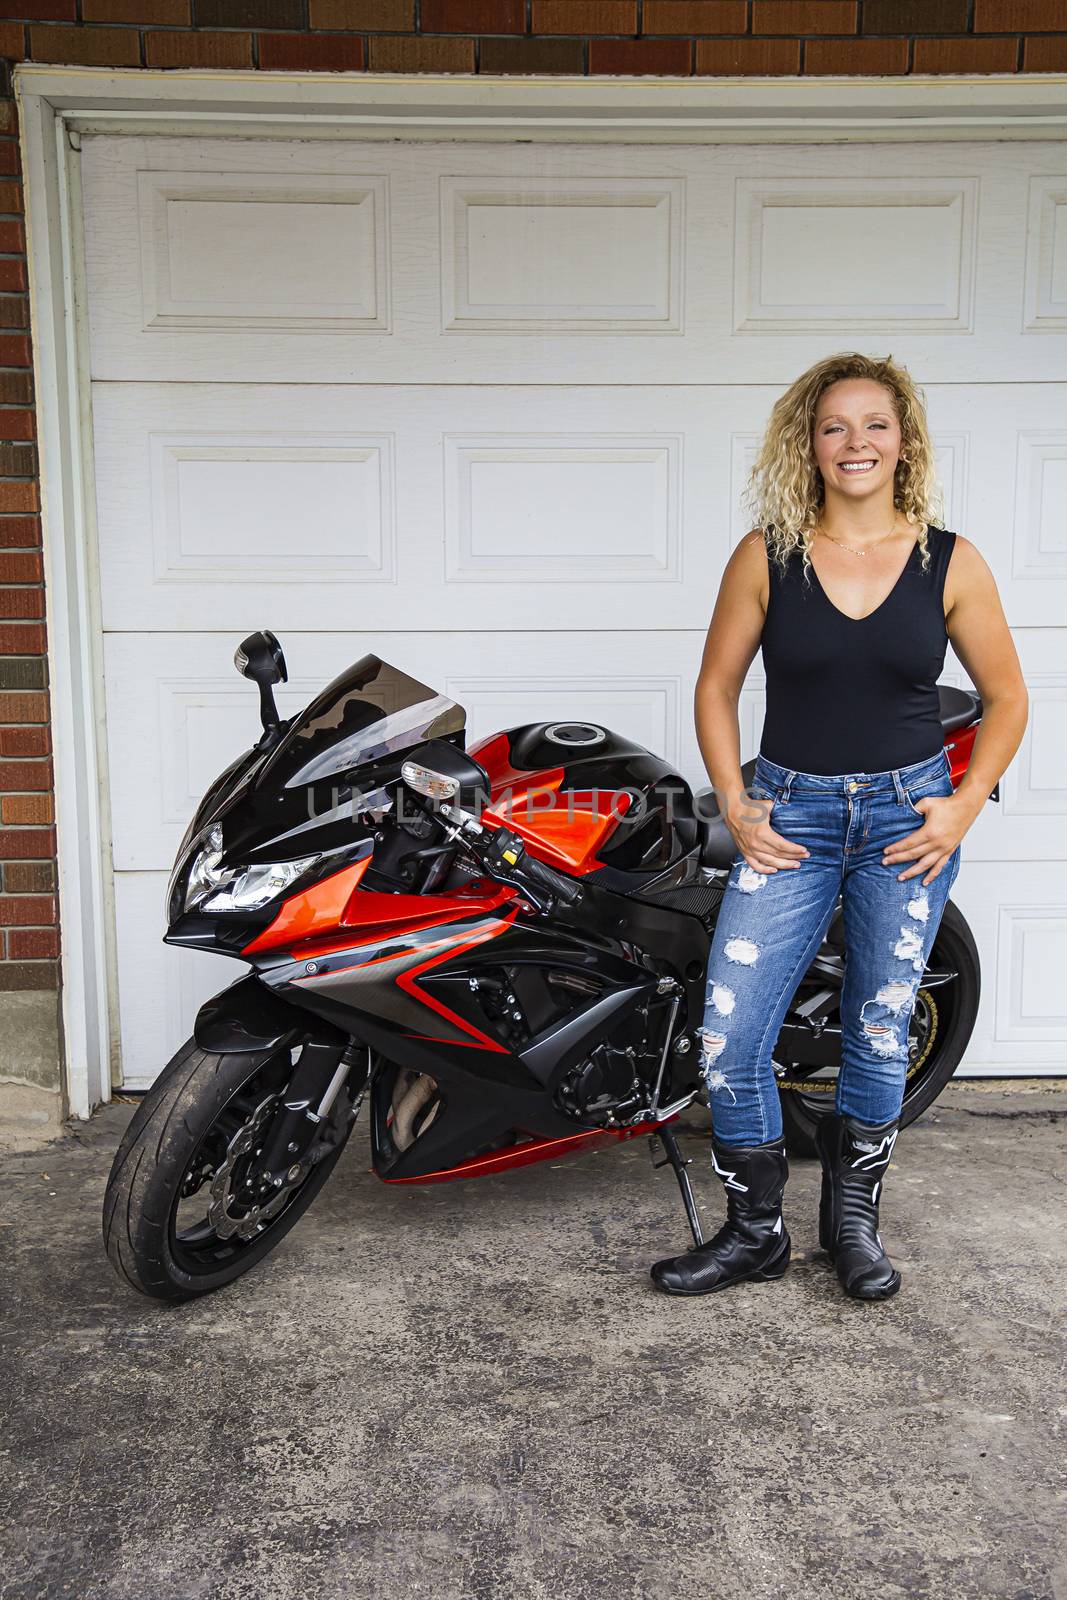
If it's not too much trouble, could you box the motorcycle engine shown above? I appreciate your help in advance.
[554,1040,645,1127]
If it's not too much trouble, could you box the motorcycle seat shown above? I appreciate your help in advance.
[696,686,983,871]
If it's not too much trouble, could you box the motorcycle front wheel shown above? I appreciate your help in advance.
[103,1037,360,1301]
[776,899,981,1158]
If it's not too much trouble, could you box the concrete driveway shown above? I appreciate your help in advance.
[2,1083,1064,1600]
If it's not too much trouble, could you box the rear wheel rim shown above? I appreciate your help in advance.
[775,937,960,1125]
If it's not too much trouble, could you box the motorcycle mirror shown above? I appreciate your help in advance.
[234,630,288,738]
[401,740,489,813]
[234,630,287,687]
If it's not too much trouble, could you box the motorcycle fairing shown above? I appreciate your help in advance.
[194,972,310,1055]
[470,725,701,876]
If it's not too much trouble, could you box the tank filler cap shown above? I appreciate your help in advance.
[543,722,607,747]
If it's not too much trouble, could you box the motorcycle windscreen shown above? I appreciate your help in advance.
[255,654,466,792]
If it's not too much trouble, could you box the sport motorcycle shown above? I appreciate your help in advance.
[103,633,986,1300]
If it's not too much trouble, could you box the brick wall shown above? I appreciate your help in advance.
[0,0,1063,1099]
[0,74,53,1010]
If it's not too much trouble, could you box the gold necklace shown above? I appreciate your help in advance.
[814,520,901,558]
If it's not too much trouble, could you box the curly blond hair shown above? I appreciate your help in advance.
[742,351,944,582]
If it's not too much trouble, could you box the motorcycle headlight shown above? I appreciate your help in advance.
[200,856,319,914]
[182,823,228,912]
[177,823,318,915]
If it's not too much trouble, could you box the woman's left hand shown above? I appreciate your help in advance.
[882,793,980,886]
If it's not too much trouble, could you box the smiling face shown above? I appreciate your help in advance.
[812,377,903,508]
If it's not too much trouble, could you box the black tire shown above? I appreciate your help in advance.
[777,898,981,1158]
[103,1037,356,1302]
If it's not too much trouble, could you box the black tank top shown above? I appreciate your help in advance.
[758,525,956,775]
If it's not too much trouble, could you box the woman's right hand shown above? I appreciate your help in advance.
[725,790,810,874]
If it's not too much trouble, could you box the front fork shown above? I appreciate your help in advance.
[255,1036,370,1185]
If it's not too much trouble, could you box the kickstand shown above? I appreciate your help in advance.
[649,1123,704,1247]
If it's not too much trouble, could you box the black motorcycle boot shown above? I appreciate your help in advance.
[816,1111,902,1301]
[650,1134,791,1296]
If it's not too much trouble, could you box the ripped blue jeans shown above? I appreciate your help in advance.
[699,746,963,1147]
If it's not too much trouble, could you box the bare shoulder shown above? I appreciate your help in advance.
[941,531,998,620]
[723,526,771,611]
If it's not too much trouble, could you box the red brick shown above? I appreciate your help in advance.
[0,722,48,755]
[422,0,524,29]
[0,144,21,180]
[1,1,76,17]
[753,0,855,33]
[480,35,585,70]
[4,858,54,891]
[257,32,365,71]
[7,927,58,959]
[0,691,47,722]
[863,0,968,30]
[590,36,691,70]
[0,408,33,441]
[0,23,27,58]
[83,0,190,19]
[0,332,29,364]
[0,516,39,547]
[0,484,38,514]
[0,892,54,925]
[532,1,637,33]
[1024,36,1067,70]
[0,824,53,859]
[200,0,301,22]
[805,36,909,72]
[145,30,252,68]
[1,792,52,825]
[309,0,413,25]
[0,104,17,137]
[0,959,57,989]
[367,34,475,70]
[0,440,34,475]
[0,221,23,253]
[976,0,1067,25]
[29,24,141,65]
[0,295,28,330]
[696,36,801,72]
[0,551,39,584]
[0,259,27,291]
[0,619,44,651]
[0,182,23,216]
[0,756,51,788]
[0,589,43,621]
[913,35,1019,71]
[0,377,32,411]
[643,0,746,31]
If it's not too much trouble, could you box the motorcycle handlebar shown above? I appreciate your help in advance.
[516,849,583,907]
[458,814,583,909]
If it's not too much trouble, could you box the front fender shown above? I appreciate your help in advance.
[194,973,319,1054]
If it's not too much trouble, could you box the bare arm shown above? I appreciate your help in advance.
[695,530,809,871]
[942,535,1028,817]
[883,533,1029,885]
[694,530,766,810]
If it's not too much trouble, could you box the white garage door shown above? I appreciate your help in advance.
[81,132,1066,1088]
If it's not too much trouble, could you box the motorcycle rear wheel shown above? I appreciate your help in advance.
[103,1037,357,1301]
[776,899,980,1158]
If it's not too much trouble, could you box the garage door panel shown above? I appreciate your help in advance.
[83,134,1067,385]
[92,382,718,632]
[946,861,1067,1076]
[137,169,389,334]
[94,381,1062,634]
